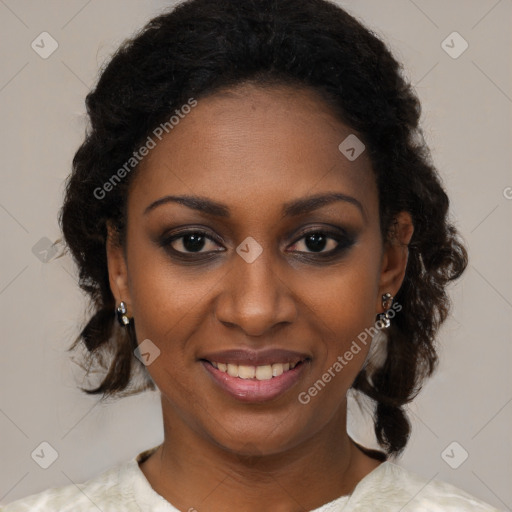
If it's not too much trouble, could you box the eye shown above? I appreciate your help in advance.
[159,226,355,260]
[162,230,223,254]
[288,229,354,255]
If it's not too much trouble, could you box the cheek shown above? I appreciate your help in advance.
[313,245,381,330]
[129,268,209,353]
[305,249,382,382]
[127,261,209,401]
[124,234,197,348]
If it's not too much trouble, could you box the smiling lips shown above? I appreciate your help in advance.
[200,348,310,402]
[210,361,300,380]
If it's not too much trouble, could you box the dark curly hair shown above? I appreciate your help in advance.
[57,0,468,460]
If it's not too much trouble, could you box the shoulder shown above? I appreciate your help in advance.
[346,461,502,511]
[1,461,130,512]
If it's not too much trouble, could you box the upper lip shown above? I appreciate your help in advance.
[200,348,310,366]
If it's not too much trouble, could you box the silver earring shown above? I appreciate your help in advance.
[116,301,131,326]
[380,292,393,328]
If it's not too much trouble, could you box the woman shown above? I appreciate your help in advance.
[2,0,500,510]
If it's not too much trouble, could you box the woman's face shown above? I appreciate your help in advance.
[107,83,410,456]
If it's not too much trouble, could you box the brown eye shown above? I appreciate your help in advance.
[288,229,355,256]
[290,232,338,253]
[162,230,223,254]
[174,232,216,253]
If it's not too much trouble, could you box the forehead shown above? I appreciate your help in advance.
[128,83,377,222]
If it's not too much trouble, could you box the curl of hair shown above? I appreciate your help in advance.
[58,0,468,457]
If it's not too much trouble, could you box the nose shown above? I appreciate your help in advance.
[214,244,298,337]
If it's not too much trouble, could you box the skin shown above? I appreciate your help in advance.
[106,83,414,512]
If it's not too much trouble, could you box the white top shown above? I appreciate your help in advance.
[1,445,501,511]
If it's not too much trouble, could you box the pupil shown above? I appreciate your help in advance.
[183,233,205,252]
[305,233,326,252]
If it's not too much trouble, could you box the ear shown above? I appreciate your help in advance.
[376,211,414,313]
[106,220,132,313]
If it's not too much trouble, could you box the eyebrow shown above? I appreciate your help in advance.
[144,192,366,220]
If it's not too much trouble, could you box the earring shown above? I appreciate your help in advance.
[379,292,393,328]
[116,301,131,326]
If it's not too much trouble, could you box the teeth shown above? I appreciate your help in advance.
[238,365,256,379]
[210,360,300,380]
[227,364,239,377]
[255,365,273,380]
[272,363,284,377]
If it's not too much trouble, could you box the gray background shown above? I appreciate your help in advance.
[0,0,511,509]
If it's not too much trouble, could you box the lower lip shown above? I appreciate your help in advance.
[201,360,308,403]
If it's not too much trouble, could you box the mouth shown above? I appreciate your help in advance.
[200,356,310,403]
[205,360,303,380]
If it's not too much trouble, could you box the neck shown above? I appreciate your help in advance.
[139,396,382,512]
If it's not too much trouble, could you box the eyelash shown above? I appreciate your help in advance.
[159,227,355,261]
